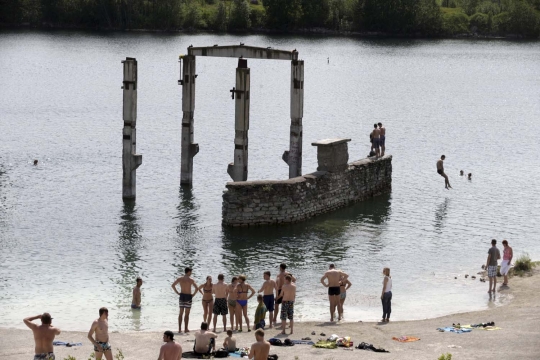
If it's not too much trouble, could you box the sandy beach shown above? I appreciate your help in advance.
[1,268,539,360]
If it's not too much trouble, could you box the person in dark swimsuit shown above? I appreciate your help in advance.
[235,275,256,332]
[436,155,452,189]
[198,276,214,325]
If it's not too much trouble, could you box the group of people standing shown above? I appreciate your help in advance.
[485,239,514,293]
[369,122,386,158]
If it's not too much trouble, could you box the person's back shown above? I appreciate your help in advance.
[224,334,237,352]
[194,322,217,354]
[33,324,58,353]
[162,341,182,360]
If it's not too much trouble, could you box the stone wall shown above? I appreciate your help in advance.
[222,155,392,226]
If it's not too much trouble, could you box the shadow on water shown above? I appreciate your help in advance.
[433,197,450,233]
[172,186,200,275]
[220,193,392,275]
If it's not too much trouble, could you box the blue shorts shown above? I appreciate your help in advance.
[263,294,275,312]
[373,138,380,147]
[380,135,385,146]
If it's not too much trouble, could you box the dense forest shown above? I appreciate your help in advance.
[1,0,539,37]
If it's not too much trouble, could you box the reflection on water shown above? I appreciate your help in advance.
[434,197,450,232]
[173,187,200,275]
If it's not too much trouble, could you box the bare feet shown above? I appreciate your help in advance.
[280,331,286,335]
[184,329,190,333]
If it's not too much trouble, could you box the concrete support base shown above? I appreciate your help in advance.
[283,60,304,178]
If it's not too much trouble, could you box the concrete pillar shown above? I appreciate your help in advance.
[122,57,143,199]
[311,138,351,172]
[282,59,304,178]
[180,55,199,185]
[227,59,250,182]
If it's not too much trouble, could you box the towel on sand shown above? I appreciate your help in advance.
[462,324,502,331]
[437,327,472,334]
[52,341,83,347]
[392,336,420,342]
[313,340,337,349]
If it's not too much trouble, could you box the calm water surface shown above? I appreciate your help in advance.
[1,30,539,331]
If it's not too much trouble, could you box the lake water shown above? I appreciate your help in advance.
[1,30,539,332]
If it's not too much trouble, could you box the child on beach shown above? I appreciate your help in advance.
[223,330,237,352]
[254,295,267,330]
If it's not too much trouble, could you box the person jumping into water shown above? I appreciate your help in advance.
[436,155,452,189]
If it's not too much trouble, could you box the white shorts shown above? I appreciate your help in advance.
[500,260,511,275]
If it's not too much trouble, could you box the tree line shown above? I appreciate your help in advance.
[0,0,539,37]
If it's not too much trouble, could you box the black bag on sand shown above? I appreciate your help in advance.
[283,339,294,346]
[356,342,389,353]
[214,350,229,358]
[268,355,278,360]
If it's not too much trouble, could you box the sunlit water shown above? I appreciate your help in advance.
[0,30,539,331]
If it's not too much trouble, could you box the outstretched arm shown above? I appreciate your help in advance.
[23,315,40,330]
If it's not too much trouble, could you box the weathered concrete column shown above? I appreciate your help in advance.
[227,59,250,182]
[180,55,199,185]
[122,57,143,199]
[282,59,304,178]
[311,138,351,172]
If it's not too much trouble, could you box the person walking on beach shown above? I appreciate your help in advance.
[248,329,270,360]
[131,277,142,309]
[320,264,348,322]
[276,275,296,334]
[198,276,214,325]
[212,274,229,332]
[371,124,381,157]
[157,330,182,360]
[437,155,452,189]
[258,271,277,328]
[381,268,392,323]
[378,122,386,156]
[171,267,199,333]
[227,276,238,331]
[273,264,296,325]
[486,239,501,293]
[235,275,256,332]
[88,307,113,360]
[24,313,61,360]
[193,322,217,354]
[338,275,352,320]
[501,240,513,286]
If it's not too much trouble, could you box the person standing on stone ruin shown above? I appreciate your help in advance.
[436,155,452,189]
[378,122,386,156]
[371,124,381,157]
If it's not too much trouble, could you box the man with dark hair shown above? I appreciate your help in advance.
[276,275,296,335]
[212,273,229,332]
[258,271,276,328]
[248,329,270,360]
[321,264,348,322]
[158,331,182,360]
[88,307,112,360]
[273,264,296,325]
[378,122,386,156]
[371,124,381,157]
[171,267,199,333]
[194,322,217,355]
[436,155,452,189]
[131,277,143,309]
[24,313,61,360]
[486,239,501,293]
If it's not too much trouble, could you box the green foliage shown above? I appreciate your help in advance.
[263,0,303,29]
[230,0,251,30]
[115,349,125,360]
[507,0,540,36]
[470,12,489,32]
[184,1,203,29]
[214,0,228,31]
[63,355,77,360]
[461,0,481,15]
[514,253,533,272]
[438,353,452,360]
[442,10,470,34]
[250,6,266,28]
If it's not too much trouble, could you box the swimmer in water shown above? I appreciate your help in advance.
[34,160,38,166]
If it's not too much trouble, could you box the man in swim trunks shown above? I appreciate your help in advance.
[273,264,296,325]
[131,277,142,309]
[24,312,61,360]
[258,271,276,328]
[212,273,229,332]
[378,122,386,156]
[436,155,452,189]
[88,307,113,360]
[194,322,218,354]
[276,275,296,335]
[320,264,349,322]
[371,124,381,158]
[227,276,238,330]
[248,329,270,360]
[158,330,182,360]
[486,239,501,293]
[171,267,199,333]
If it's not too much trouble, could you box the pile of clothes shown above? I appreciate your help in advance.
[313,334,354,349]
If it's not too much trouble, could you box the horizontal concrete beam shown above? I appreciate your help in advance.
[311,138,351,147]
[187,45,298,61]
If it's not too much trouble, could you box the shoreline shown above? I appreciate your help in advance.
[2,268,538,359]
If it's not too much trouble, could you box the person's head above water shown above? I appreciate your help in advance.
[468,173,472,179]
[460,170,464,176]
[33,160,38,166]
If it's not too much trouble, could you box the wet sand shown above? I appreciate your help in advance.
[1,269,539,359]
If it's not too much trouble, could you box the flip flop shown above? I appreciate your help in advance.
[320,333,326,336]
[311,331,316,335]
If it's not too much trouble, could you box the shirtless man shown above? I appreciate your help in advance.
[258,271,277,328]
[24,313,61,360]
[88,307,113,360]
[193,322,217,354]
[276,275,296,334]
[320,264,349,322]
[212,274,229,332]
[273,264,296,325]
[436,155,452,189]
[131,277,142,309]
[248,329,270,360]
[378,122,386,156]
[157,331,182,360]
[371,124,381,157]
[171,267,199,333]
[227,276,238,331]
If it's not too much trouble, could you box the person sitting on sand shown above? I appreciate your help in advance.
[437,155,452,189]
[248,329,270,360]
[254,294,267,330]
[486,239,501,293]
[223,330,237,352]
[276,275,296,334]
[24,312,61,360]
[157,331,182,360]
[131,277,142,309]
[381,268,392,323]
[501,240,513,286]
[194,322,217,355]
[88,307,113,360]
